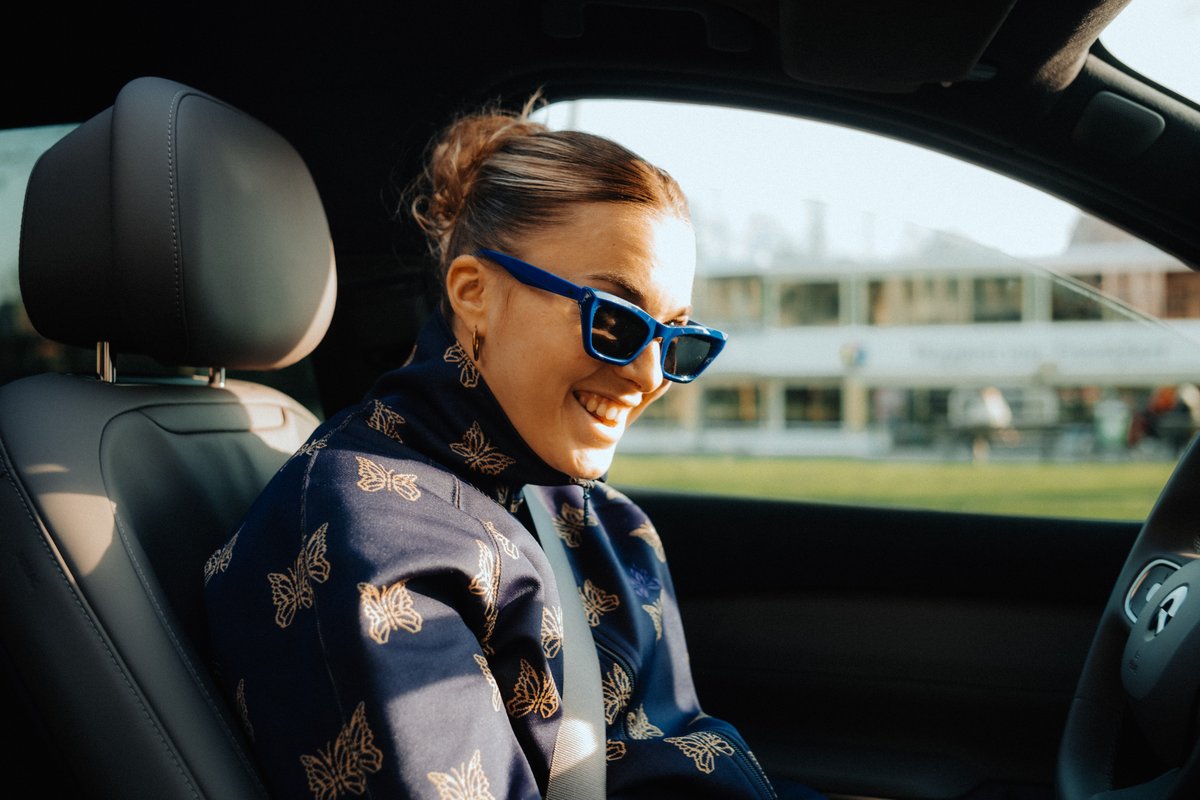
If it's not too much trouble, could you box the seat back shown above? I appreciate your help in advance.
[0,77,336,798]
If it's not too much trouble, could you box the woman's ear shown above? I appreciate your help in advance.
[445,254,490,334]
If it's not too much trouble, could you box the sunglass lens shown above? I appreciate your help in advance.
[664,335,715,379]
[591,302,650,360]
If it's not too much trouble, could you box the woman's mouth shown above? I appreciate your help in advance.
[574,391,633,428]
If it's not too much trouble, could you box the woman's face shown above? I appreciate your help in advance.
[451,202,696,480]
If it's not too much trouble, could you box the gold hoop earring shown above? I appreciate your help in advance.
[471,327,482,361]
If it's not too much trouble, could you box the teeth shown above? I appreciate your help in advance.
[576,392,630,427]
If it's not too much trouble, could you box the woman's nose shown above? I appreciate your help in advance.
[617,339,665,392]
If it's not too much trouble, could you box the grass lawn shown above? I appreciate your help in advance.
[608,454,1177,520]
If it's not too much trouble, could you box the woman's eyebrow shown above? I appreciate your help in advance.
[585,271,692,321]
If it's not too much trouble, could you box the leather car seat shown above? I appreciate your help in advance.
[0,77,336,797]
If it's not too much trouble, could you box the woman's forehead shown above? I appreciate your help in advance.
[516,203,696,308]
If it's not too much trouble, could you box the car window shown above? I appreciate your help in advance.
[0,124,324,418]
[535,100,1200,520]
[1101,0,1200,104]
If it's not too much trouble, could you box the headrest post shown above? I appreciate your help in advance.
[208,367,226,388]
[96,341,116,383]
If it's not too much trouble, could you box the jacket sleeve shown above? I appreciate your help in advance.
[300,458,560,800]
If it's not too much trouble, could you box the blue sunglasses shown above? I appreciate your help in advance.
[477,249,726,383]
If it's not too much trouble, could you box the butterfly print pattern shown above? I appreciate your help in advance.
[601,662,632,724]
[236,677,254,741]
[443,342,481,388]
[505,658,560,719]
[552,501,596,548]
[449,422,516,476]
[287,433,331,467]
[641,596,664,641]
[473,654,503,712]
[579,579,620,627]
[467,539,500,654]
[483,520,519,559]
[626,704,664,739]
[299,701,383,799]
[594,481,630,503]
[629,520,666,562]
[540,606,563,659]
[365,399,406,442]
[426,749,495,800]
[203,532,238,585]
[358,580,422,644]
[664,731,736,774]
[605,740,626,761]
[627,566,661,600]
[267,524,331,628]
[354,456,421,501]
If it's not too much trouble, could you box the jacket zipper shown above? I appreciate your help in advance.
[719,727,778,800]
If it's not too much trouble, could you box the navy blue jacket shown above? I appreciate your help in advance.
[204,313,778,799]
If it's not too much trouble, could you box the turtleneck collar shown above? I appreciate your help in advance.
[364,311,585,511]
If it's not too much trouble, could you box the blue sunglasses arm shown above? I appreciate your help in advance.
[477,249,585,303]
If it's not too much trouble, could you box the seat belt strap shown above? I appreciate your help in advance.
[523,486,607,800]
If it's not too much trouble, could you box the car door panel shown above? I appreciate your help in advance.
[626,489,1138,799]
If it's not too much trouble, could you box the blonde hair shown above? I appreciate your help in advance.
[408,98,689,306]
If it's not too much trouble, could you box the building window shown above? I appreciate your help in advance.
[1166,271,1200,319]
[972,276,1023,322]
[785,386,842,425]
[1052,274,1105,321]
[702,384,761,426]
[699,276,763,326]
[777,281,839,326]
[869,275,967,325]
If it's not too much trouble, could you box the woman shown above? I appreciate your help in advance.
[205,102,787,799]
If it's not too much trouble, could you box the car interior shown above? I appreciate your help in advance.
[3,2,1200,799]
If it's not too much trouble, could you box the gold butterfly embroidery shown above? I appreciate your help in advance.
[629,520,666,563]
[449,422,516,476]
[540,606,563,659]
[298,433,331,458]
[468,657,501,714]
[473,654,503,712]
[203,532,238,585]
[466,539,500,654]
[595,481,629,503]
[601,662,631,724]
[625,704,664,739]
[267,524,331,629]
[443,342,481,388]
[579,579,620,627]
[467,540,498,607]
[300,701,384,799]
[642,596,663,641]
[354,456,421,501]
[426,749,495,800]
[505,658,560,719]
[236,678,254,741]
[366,399,406,442]
[358,580,422,644]
[552,502,597,548]
[605,740,626,761]
[664,731,735,774]
[483,520,519,559]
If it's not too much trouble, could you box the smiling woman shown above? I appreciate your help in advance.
[204,101,808,799]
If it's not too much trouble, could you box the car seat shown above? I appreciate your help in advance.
[0,77,336,797]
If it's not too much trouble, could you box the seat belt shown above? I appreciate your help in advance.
[523,486,607,799]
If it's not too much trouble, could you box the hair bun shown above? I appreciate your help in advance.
[411,108,547,262]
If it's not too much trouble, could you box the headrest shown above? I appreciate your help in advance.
[19,77,336,370]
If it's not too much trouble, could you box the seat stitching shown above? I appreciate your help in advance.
[166,89,188,356]
[0,434,202,799]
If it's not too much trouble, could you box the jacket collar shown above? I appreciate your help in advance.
[365,312,578,510]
